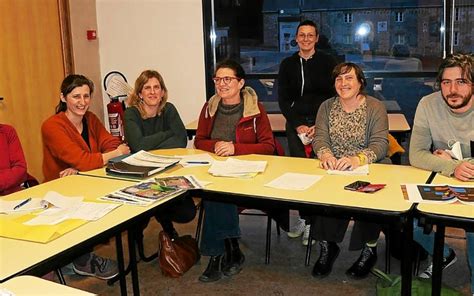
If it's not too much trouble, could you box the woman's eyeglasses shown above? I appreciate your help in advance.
[212,76,240,85]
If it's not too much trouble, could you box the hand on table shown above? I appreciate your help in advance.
[214,141,235,157]
[59,168,78,178]
[453,162,474,182]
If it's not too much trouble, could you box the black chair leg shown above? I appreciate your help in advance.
[305,219,315,266]
[385,227,391,273]
[136,233,158,262]
[55,269,66,285]
[276,221,281,236]
[413,246,421,276]
[265,215,272,264]
[195,202,204,243]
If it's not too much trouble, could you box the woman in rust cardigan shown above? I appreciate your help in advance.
[41,74,130,280]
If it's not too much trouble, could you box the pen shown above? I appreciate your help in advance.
[185,161,210,164]
[13,197,32,210]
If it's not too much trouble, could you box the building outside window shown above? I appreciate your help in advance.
[343,34,352,44]
[344,12,353,23]
[395,33,406,44]
[203,0,472,125]
[453,31,459,46]
[395,11,404,22]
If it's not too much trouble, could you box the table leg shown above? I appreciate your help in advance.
[127,229,140,296]
[431,225,445,296]
[265,216,271,264]
[115,233,127,296]
[401,216,413,296]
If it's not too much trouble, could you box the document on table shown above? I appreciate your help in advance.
[265,173,323,190]
[208,158,267,178]
[24,202,120,225]
[0,191,81,214]
[0,198,47,213]
[403,183,474,205]
[122,150,180,167]
[176,153,215,167]
[327,164,369,176]
[21,191,120,225]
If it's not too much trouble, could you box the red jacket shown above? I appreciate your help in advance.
[42,111,121,182]
[194,87,275,155]
[0,124,27,195]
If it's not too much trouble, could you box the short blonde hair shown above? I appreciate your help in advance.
[128,70,168,119]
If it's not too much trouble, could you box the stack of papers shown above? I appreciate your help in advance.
[0,198,48,214]
[106,150,181,178]
[6,191,121,225]
[122,150,181,167]
[208,158,267,178]
[327,164,369,176]
[100,179,188,206]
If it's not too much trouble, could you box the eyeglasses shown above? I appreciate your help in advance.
[297,33,317,40]
[212,76,240,85]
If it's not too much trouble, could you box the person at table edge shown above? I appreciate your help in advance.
[409,53,473,295]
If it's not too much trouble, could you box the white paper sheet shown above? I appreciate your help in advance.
[208,158,267,177]
[24,202,120,225]
[43,191,83,208]
[265,173,323,190]
[327,164,369,176]
[122,150,180,167]
[0,198,47,214]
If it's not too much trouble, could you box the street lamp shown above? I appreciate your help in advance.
[356,22,371,54]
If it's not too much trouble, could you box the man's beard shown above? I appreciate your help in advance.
[442,90,473,110]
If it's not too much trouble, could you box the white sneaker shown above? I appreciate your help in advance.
[418,249,457,279]
[287,218,306,238]
[302,225,315,246]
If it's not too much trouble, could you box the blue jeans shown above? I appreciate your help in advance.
[414,220,474,293]
[199,201,241,256]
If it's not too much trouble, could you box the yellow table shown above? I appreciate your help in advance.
[167,149,429,295]
[0,175,182,295]
[416,174,474,295]
[0,275,94,295]
[82,148,431,295]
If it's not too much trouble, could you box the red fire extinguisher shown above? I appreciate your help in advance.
[104,71,130,140]
[107,97,124,139]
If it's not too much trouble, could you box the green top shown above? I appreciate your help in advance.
[124,103,187,152]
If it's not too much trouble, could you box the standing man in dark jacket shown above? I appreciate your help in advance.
[278,20,337,244]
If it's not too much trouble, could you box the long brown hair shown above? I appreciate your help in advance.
[128,70,168,119]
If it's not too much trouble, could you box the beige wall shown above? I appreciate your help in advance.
[69,0,105,120]
[95,0,206,125]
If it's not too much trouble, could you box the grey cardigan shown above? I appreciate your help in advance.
[312,96,389,162]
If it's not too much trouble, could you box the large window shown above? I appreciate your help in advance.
[202,0,473,125]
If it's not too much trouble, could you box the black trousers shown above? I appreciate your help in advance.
[310,216,381,250]
[286,121,311,158]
